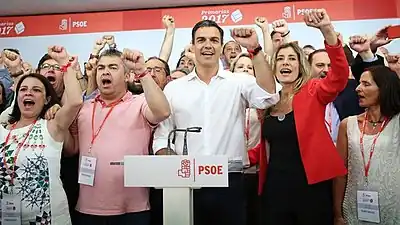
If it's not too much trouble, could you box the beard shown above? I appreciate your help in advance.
[127,82,144,95]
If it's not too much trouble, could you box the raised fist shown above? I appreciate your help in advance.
[48,46,69,65]
[349,35,371,53]
[121,49,146,75]
[230,28,259,50]
[2,50,22,69]
[370,26,392,51]
[272,19,288,34]
[21,62,33,75]
[162,15,175,29]
[93,39,106,53]
[304,9,331,29]
[103,35,115,46]
[69,56,79,71]
[255,17,269,31]
[85,57,98,78]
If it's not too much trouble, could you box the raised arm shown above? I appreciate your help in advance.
[255,17,274,58]
[304,9,349,105]
[152,83,176,155]
[231,28,281,108]
[49,46,83,138]
[159,15,175,62]
[122,49,170,124]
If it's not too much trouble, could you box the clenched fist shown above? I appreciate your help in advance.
[349,35,371,53]
[304,9,331,29]
[2,50,22,70]
[85,57,98,78]
[255,17,269,32]
[230,28,259,50]
[103,35,115,47]
[272,19,288,34]
[162,15,175,29]
[121,49,146,75]
[48,46,69,65]
[93,39,106,54]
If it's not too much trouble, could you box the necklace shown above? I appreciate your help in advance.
[369,120,383,128]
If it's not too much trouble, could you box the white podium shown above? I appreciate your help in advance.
[123,155,229,225]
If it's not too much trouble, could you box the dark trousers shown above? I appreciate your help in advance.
[149,188,163,225]
[76,211,150,225]
[244,173,259,225]
[60,154,80,225]
[194,173,246,225]
[260,179,333,225]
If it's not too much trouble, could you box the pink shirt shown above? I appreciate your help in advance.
[76,91,152,215]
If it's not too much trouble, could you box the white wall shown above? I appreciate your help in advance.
[0,18,398,69]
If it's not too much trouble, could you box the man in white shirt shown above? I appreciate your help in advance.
[153,20,281,225]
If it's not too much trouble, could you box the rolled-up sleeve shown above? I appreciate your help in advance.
[238,73,282,109]
[152,84,176,153]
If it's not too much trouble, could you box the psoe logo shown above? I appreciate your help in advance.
[177,159,191,178]
[282,6,292,19]
[59,19,68,31]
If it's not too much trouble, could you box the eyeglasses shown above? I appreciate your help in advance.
[40,63,61,71]
[146,66,165,73]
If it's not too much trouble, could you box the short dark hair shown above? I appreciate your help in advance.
[98,49,129,73]
[367,66,400,118]
[146,57,171,77]
[9,73,61,124]
[222,40,241,55]
[37,53,53,72]
[303,45,316,51]
[308,49,327,64]
[270,31,280,38]
[191,20,224,44]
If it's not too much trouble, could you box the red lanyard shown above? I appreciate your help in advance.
[2,120,37,184]
[89,98,122,153]
[359,113,388,180]
[325,104,332,134]
[245,109,251,142]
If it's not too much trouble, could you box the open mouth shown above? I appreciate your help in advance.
[201,52,214,56]
[230,55,237,59]
[280,68,292,75]
[46,76,56,83]
[23,99,35,107]
[101,78,112,86]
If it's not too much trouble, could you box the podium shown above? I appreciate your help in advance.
[123,155,229,225]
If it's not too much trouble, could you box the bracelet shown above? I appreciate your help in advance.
[60,62,72,72]
[247,45,263,59]
[134,70,149,80]
[282,30,290,37]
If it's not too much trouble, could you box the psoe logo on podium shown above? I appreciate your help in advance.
[177,159,191,179]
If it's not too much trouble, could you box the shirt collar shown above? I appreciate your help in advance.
[92,91,132,107]
[187,66,228,81]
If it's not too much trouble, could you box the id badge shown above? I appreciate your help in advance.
[1,195,21,225]
[357,190,380,223]
[78,156,97,186]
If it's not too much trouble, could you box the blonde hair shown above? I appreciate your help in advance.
[271,42,311,94]
[261,42,312,121]
[229,53,254,73]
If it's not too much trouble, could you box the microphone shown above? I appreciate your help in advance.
[183,127,202,155]
[167,127,202,155]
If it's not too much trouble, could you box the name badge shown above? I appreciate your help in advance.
[1,195,21,225]
[357,190,380,223]
[78,156,97,186]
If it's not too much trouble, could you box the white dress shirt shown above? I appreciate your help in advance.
[153,68,281,161]
[325,102,340,145]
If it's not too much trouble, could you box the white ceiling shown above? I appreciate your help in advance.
[0,0,282,17]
